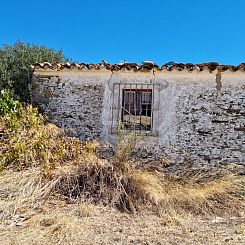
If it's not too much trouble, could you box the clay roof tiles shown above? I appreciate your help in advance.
[32,61,245,73]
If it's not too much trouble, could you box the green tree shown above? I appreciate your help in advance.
[0,41,71,102]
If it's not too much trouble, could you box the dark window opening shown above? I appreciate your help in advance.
[122,89,152,131]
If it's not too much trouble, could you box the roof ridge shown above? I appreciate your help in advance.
[31,61,245,72]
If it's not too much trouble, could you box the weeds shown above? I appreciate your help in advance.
[0,90,22,116]
[114,121,136,169]
[0,104,244,217]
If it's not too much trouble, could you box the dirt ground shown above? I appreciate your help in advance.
[0,199,244,245]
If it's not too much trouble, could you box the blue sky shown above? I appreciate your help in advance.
[1,0,245,65]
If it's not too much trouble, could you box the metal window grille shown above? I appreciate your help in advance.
[112,83,155,132]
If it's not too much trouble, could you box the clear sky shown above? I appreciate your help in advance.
[1,0,245,65]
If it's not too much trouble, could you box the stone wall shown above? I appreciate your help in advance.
[32,71,111,140]
[156,74,245,166]
[32,69,245,167]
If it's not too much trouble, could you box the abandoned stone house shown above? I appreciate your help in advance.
[31,61,245,166]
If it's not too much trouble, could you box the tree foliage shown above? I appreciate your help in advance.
[0,41,70,102]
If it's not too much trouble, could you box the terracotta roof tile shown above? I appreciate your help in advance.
[32,61,245,73]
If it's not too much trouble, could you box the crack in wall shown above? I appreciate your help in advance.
[216,70,222,98]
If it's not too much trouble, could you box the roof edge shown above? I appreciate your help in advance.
[31,61,245,73]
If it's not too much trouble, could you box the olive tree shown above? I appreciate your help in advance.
[0,41,71,102]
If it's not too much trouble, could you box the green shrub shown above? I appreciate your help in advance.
[0,89,21,116]
[0,98,90,172]
[0,41,71,102]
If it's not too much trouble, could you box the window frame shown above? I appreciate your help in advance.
[111,82,158,135]
[121,88,153,131]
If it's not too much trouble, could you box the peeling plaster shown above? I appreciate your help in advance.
[32,70,245,167]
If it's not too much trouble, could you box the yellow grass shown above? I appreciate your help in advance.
[0,105,244,244]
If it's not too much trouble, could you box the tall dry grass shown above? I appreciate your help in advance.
[0,105,244,220]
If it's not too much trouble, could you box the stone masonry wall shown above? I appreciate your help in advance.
[157,75,245,167]
[32,70,245,168]
[100,71,244,167]
[32,71,111,140]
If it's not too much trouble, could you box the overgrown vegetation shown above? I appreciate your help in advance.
[0,41,71,102]
[0,96,244,216]
[0,90,21,116]
[0,41,243,244]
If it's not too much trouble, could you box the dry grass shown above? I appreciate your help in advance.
[0,163,244,220]
[0,197,244,245]
[0,106,244,215]
[132,169,245,215]
[0,105,244,244]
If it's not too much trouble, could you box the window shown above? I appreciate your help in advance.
[121,89,152,130]
[111,83,159,134]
